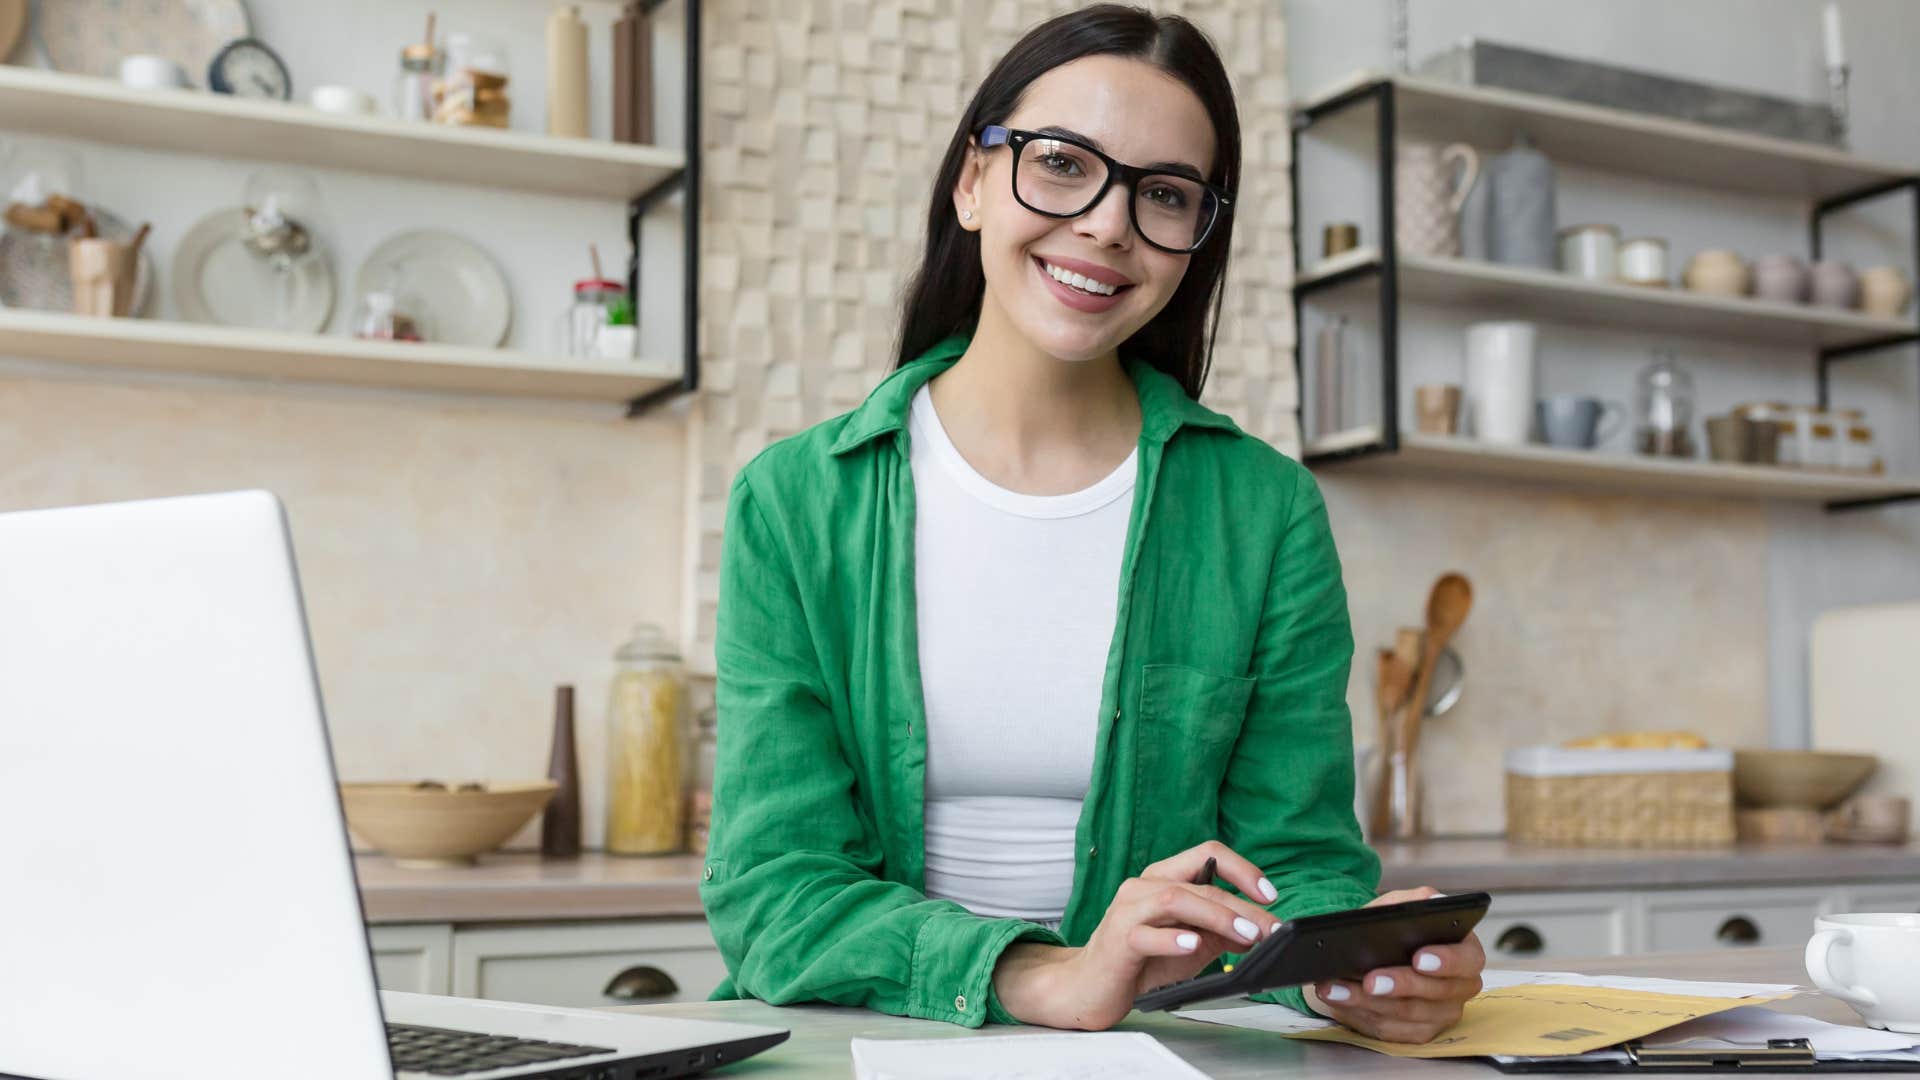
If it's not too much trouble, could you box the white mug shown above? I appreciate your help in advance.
[118,54,189,89]
[1806,913,1920,1033]
[1464,321,1538,445]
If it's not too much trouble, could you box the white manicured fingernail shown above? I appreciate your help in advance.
[1175,932,1199,952]
[1259,877,1278,902]
[1325,984,1352,1002]
[1372,975,1396,995]
[1269,922,1283,936]
[1417,953,1442,972]
[1233,917,1258,942]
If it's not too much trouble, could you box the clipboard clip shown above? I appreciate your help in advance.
[1623,1038,1818,1068]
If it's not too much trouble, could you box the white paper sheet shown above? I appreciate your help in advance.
[849,1032,1213,1080]
[1173,1003,1335,1034]
[1479,969,1804,1000]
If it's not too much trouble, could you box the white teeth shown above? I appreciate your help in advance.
[1042,260,1119,296]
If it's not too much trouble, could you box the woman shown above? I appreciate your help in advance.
[702,4,1484,1040]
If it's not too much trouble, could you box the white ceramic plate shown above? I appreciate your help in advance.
[173,206,335,333]
[354,230,512,349]
[0,204,157,315]
[31,0,249,82]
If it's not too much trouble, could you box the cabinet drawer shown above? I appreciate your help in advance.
[453,919,725,1009]
[1482,892,1633,962]
[1642,887,1832,953]
[1836,883,1920,914]
[367,924,453,995]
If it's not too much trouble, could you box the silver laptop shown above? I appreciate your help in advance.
[0,490,787,1080]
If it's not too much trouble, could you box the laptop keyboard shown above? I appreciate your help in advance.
[387,1022,615,1076]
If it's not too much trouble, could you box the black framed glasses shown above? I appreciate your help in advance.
[976,124,1232,254]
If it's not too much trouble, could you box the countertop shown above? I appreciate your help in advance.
[354,839,1920,924]
[613,946,1913,1078]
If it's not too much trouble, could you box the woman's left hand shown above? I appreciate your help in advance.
[1302,887,1485,1044]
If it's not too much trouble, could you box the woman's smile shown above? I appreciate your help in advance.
[1031,253,1136,314]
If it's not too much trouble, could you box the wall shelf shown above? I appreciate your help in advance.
[0,66,686,201]
[1298,247,1919,352]
[0,310,679,404]
[1300,71,1914,200]
[1290,75,1920,512]
[1306,428,1920,505]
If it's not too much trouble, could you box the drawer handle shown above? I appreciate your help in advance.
[1716,916,1762,946]
[1494,924,1544,956]
[604,965,679,1001]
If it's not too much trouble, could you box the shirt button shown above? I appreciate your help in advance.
[703,865,714,882]
[955,994,968,1012]
[1089,846,1098,859]
[1113,707,1121,720]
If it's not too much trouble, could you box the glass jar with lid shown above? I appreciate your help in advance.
[605,623,690,855]
[392,40,443,122]
[1634,352,1696,457]
[1805,410,1840,470]
[561,278,626,358]
[1836,409,1880,473]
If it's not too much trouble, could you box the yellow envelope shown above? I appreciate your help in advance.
[1284,983,1798,1058]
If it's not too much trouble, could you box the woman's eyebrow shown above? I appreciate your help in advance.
[1032,125,1205,180]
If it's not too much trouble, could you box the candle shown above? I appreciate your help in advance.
[1824,2,1845,69]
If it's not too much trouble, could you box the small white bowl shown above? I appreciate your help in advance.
[309,84,378,116]
[119,54,189,90]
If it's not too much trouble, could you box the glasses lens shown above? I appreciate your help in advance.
[1133,173,1217,252]
[1014,136,1109,216]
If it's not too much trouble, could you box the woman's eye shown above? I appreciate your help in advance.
[1038,152,1082,176]
[1143,184,1188,209]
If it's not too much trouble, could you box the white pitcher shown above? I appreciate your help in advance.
[1396,141,1480,258]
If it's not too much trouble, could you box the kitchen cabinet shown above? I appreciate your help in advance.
[1482,890,1635,961]
[451,919,726,1009]
[1640,886,1835,953]
[367,924,454,995]
[1837,883,1920,913]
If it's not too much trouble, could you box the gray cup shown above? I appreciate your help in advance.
[1537,396,1624,449]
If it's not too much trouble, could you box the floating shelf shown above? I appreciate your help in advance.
[0,310,679,404]
[1296,247,1920,351]
[0,66,685,200]
[1300,71,1916,200]
[1307,428,1920,504]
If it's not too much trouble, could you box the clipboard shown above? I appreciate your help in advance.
[1491,1038,1920,1073]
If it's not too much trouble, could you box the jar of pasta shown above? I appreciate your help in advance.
[604,623,690,855]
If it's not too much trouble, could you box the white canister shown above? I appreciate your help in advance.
[1557,224,1619,283]
[118,54,190,89]
[1617,237,1669,286]
[1464,321,1538,445]
[309,85,379,115]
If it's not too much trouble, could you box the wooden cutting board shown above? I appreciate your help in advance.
[1810,600,1920,801]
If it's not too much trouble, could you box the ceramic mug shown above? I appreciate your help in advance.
[1537,395,1623,449]
[1464,321,1537,445]
[1806,913,1920,1033]
[1617,237,1668,286]
[1860,266,1914,318]
[118,54,189,89]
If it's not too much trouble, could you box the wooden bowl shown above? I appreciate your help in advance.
[340,781,556,868]
[1732,750,1876,810]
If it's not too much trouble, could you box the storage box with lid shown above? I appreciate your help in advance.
[1506,747,1735,847]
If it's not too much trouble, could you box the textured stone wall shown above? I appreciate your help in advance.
[687,0,1295,667]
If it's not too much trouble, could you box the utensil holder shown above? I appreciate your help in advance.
[1386,749,1423,840]
[68,237,137,317]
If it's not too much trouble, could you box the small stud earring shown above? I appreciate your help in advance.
[961,210,973,221]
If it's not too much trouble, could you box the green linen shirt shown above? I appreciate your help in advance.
[701,333,1381,1027]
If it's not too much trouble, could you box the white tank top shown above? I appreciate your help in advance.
[908,384,1136,927]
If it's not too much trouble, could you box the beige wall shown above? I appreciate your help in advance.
[0,372,684,849]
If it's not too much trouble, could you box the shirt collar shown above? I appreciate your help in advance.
[828,334,1240,456]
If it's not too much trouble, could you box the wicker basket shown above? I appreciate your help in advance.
[1506,748,1736,848]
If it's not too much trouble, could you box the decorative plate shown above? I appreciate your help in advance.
[31,0,250,83]
[172,205,335,334]
[353,230,512,349]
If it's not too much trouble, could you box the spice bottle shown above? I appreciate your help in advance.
[604,624,690,855]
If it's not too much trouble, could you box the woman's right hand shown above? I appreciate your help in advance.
[991,841,1283,1030]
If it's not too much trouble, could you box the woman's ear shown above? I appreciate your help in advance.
[951,140,984,232]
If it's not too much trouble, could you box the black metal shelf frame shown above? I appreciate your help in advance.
[1289,77,1920,512]
[625,0,702,418]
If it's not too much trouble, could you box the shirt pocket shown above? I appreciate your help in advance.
[1131,664,1256,858]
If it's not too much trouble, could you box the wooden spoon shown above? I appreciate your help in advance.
[1368,645,1417,838]
[1401,573,1473,764]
